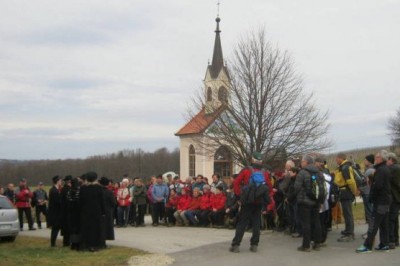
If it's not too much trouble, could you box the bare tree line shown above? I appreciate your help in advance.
[0,147,179,186]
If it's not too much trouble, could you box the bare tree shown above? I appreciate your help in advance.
[191,29,332,165]
[388,107,400,147]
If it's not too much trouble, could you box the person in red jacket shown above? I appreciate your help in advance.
[173,188,192,225]
[116,178,131,227]
[209,186,227,227]
[15,178,35,231]
[197,185,212,226]
[183,188,202,225]
[230,152,274,253]
[165,189,180,226]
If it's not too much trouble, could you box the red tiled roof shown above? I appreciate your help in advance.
[175,106,225,136]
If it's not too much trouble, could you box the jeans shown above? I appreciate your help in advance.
[340,199,354,235]
[289,202,302,234]
[361,192,373,225]
[364,204,390,249]
[117,205,130,226]
[185,210,200,225]
[298,204,322,248]
[232,204,262,246]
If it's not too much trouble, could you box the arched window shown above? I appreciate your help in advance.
[207,87,212,102]
[218,86,228,103]
[189,145,196,177]
[214,146,232,178]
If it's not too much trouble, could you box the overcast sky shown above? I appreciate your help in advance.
[0,0,399,160]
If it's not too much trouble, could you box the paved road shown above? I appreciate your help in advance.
[20,217,399,266]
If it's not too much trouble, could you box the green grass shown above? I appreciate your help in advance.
[0,236,146,266]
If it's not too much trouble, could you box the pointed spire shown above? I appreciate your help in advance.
[210,16,224,79]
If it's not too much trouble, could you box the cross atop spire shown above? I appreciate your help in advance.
[209,16,224,79]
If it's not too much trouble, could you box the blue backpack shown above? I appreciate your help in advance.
[240,167,270,205]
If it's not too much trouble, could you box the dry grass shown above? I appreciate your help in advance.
[0,236,146,266]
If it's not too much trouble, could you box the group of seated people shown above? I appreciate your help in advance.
[115,175,239,228]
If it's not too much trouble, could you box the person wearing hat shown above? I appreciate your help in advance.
[14,178,35,231]
[48,175,62,247]
[99,177,116,243]
[32,181,48,229]
[65,177,81,250]
[387,152,400,248]
[79,171,106,252]
[230,151,274,253]
[60,175,73,247]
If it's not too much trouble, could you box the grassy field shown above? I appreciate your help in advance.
[0,236,146,266]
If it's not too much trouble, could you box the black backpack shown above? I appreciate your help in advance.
[240,168,270,205]
[327,180,340,207]
[305,170,327,205]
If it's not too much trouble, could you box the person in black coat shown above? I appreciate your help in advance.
[66,177,81,250]
[99,177,116,242]
[356,150,392,253]
[60,175,72,247]
[47,176,62,247]
[79,172,106,252]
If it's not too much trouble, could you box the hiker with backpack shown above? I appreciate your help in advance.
[334,152,358,242]
[293,155,325,252]
[229,152,273,253]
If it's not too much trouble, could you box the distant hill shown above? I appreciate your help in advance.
[0,159,22,166]
[325,145,393,171]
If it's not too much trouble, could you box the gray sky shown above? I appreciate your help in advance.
[1,0,399,160]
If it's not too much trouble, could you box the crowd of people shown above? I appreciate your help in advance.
[1,149,399,255]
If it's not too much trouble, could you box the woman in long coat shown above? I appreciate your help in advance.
[99,177,116,241]
[79,172,105,252]
[48,176,62,247]
[66,177,81,250]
